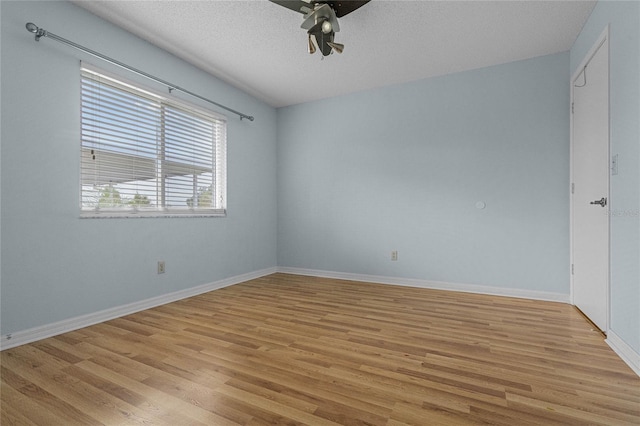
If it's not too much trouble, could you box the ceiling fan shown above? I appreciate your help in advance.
[270,0,371,56]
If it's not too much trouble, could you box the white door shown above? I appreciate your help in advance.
[571,29,610,332]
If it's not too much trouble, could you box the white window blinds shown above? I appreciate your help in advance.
[80,66,226,217]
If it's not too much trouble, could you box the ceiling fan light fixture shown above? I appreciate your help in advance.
[327,41,344,54]
[269,0,371,56]
[321,20,332,34]
[308,34,317,54]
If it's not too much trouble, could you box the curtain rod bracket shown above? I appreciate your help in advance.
[25,22,255,122]
[35,29,46,41]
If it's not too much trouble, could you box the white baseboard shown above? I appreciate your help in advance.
[276,267,570,304]
[606,330,640,377]
[0,267,277,351]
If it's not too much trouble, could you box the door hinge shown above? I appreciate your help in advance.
[571,102,574,114]
[571,264,574,275]
[571,183,575,194]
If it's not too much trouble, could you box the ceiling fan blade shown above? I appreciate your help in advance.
[269,0,312,14]
[326,0,371,18]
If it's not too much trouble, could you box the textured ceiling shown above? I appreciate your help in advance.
[72,0,596,108]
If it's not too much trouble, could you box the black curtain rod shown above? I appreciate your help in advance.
[25,22,255,121]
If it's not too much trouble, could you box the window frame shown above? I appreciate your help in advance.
[79,64,227,219]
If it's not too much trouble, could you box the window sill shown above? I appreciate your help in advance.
[80,209,227,219]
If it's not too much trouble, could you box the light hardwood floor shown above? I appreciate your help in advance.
[2,273,639,425]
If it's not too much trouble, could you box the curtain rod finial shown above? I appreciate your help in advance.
[25,22,39,33]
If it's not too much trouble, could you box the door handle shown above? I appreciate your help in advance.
[590,197,607,207]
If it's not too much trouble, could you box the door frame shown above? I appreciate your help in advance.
[569,25,610,332]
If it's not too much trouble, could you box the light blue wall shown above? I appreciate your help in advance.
[570,1,640,354]
[0,1,277,335]
[277,53,570,293]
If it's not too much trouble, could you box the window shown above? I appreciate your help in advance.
[80,65,226,217]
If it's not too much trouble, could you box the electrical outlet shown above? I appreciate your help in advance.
[157,261,166,274]
[391,251,398,261]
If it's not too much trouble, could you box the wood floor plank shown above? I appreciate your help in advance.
[2,273,639,425]
[1,381,64,426]
[71,359,234,425]
[1,370,102,425]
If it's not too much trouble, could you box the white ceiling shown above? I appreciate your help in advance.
[72,0,596,108]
